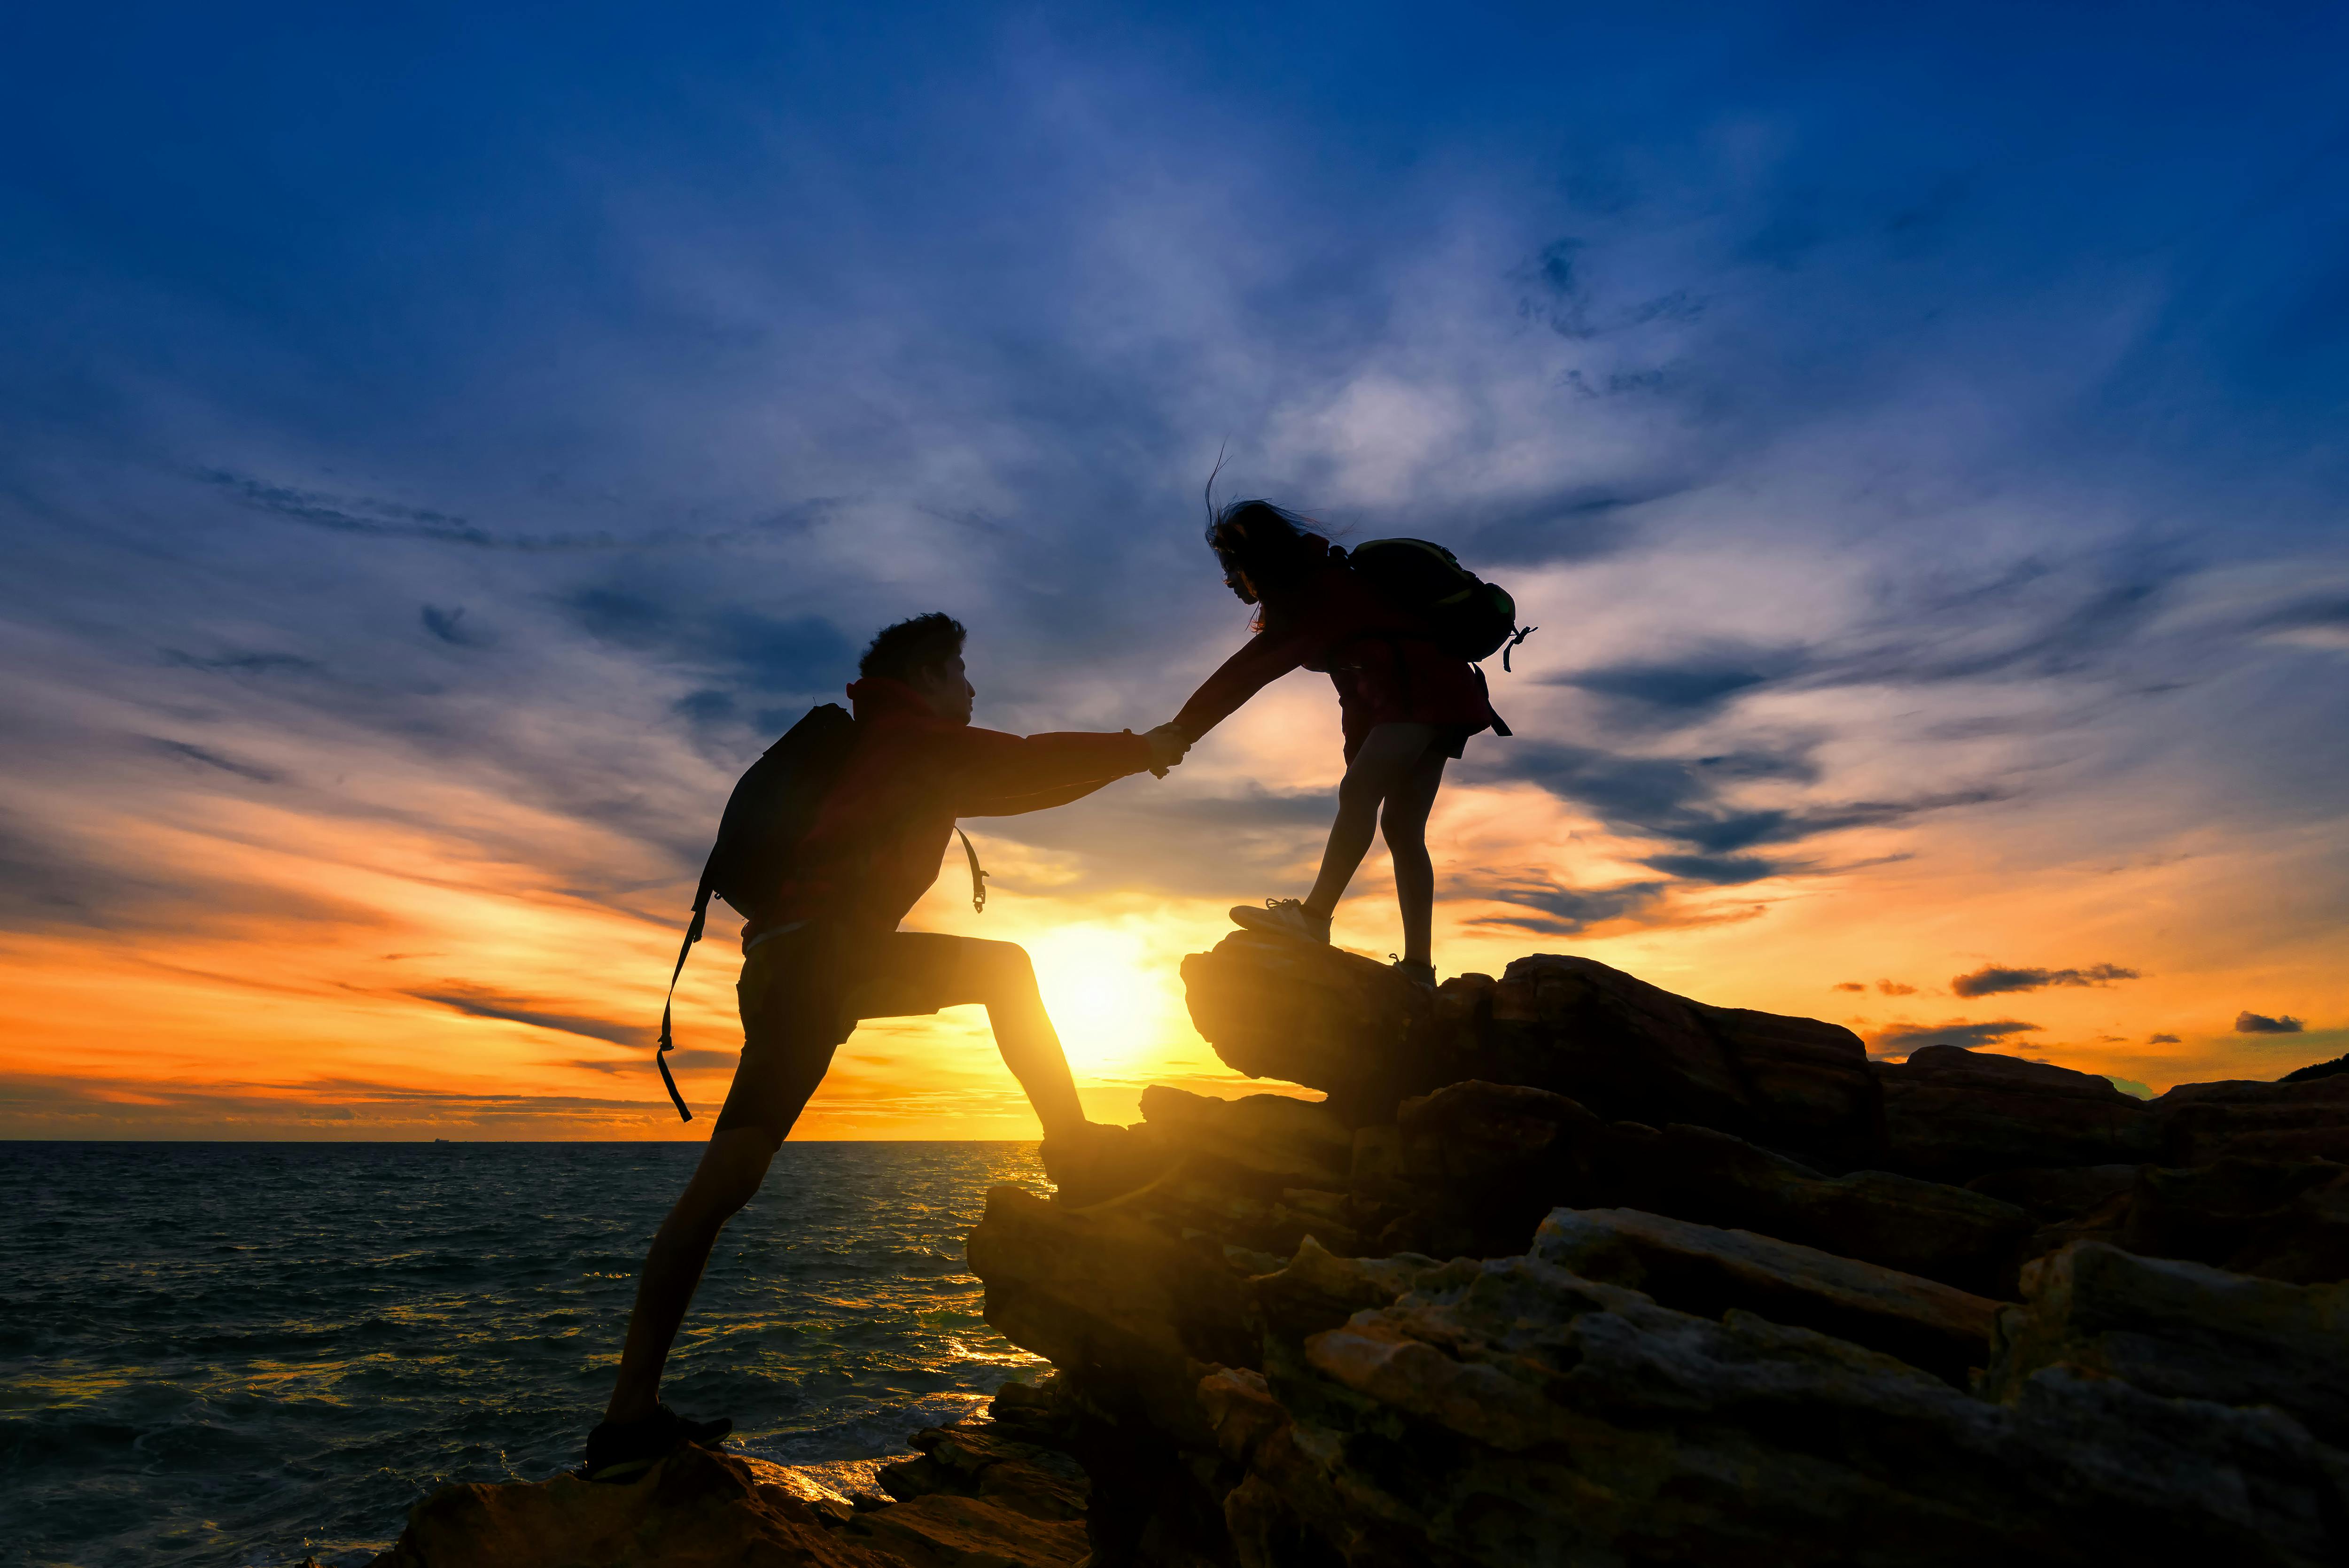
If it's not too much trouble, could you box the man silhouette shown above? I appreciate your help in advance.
[587,612,1188,1480]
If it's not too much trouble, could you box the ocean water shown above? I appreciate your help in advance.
[0,1141,1050,1568]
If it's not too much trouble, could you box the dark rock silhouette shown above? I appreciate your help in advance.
[381,942,2349,1564]
[969,941,2349,1565]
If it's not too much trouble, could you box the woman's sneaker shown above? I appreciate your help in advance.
[1230,898,1331,944]
[583,1403,734,1484]
[1392,957,1437,991]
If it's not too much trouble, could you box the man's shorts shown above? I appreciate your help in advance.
[712,924,979,1141]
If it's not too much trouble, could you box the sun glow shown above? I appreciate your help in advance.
[1027,923,1182,1080]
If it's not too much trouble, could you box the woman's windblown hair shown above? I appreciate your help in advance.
[1206,498,1328,606]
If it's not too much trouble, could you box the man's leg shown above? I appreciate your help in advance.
[1378,741,1449,967]
[600,947,841,1438]
[1302,723,1443,924]
[601,1124,780,1428]
[843,933,1088,1142]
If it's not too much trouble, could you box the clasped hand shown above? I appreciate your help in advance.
[1142,722,1191,776]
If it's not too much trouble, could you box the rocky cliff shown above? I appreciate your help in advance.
[967,937,2349,1566]
[369,939,2349,1565]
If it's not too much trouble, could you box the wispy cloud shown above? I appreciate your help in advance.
[1952,962,2141,998]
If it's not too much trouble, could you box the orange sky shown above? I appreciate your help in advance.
[5,637,2341,1142]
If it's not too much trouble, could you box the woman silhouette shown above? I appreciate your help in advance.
[1166,500,1499,986]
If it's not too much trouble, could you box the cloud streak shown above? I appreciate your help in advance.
[1952,963,2142,998]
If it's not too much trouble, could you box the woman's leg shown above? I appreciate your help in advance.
[1303,723,1442,923]
[1379,742,1449,967]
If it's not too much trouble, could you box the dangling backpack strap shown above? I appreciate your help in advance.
[956,828,989,914]
[1472,665,1515,739]
[654,872,712,1123]
[1501,623,1538,672]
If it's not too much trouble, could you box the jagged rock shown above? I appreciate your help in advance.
[367,1446,908,1568]
[957,948,2349,1565]
[1182,941,1881,1163]
[1357,1080,1608,1258]
[1253,1236,1439,1338]
[2155,1075,2349,1164]
[1453,956,1883,1165]
[873,1425,1089,1522]
[1875,1046,2158,1180]
[1965,1163,2143,1221]
[1222,1250,2349,1567]
[965,1184,1257,1443]
[1349,1090,2032,1294]
[1986,1242,2349,1446]
[1602,1120,2034,1296]
[1530,1206,1999,1383]
[2117,1158,2349,1283]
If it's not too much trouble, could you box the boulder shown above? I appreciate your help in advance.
[2121,1158,2349,1284]
[1530,1207,2000,1383]
[1603,1121,2033,1296]
[1964,1164,2143,1221]
[367,1446,908,1568]
[1986,1242,2349,1447]
[1875,1046,2158,1180]
[2154,1076,2349,1164]
[1182,939,1880,1165]
[1179,934,1437,1118]
[1252,1236,1440,1340]
[1222,1249,2349,1568]
[875,1424,1089,1522]
[964,1184,1258,1443]
[1359,1080,1609,1258]
[1135,1085,1353,1193]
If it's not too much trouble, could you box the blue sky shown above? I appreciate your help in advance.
[3,2,2346,1134]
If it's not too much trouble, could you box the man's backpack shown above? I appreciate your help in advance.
[654,703,859,1120]
[651,702,990,1121]
[1343,538,1536,669]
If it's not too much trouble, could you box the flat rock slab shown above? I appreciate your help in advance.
[1532,1205,2001,1383]
[846,1493,1089,1568]
[1988,1241,2349,1445]
[1240,1251,2349,1567]
[368,1446,911,1568]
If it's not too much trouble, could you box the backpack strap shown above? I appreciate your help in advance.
[1501,623,1538,672]
[956,828,989,914]
[654,870,712,1123]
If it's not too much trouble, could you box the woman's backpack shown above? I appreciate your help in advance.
[1344,538,1537,668]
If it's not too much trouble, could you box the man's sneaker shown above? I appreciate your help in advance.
[583,1403,733,1484]
[1230,898,1331,944]
[1392,957,1437,992]
[1041,1122,1174,1209]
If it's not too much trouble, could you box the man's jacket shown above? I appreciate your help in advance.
[745,675,1153,943]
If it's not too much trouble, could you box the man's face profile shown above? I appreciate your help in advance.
[908,652,975,724]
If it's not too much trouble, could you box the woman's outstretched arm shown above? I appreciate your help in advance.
[1169,624,1313,743]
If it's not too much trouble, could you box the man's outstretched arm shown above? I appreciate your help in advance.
[964,726,1187,815]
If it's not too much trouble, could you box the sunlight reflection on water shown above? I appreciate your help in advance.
[0,1140,1047,1568]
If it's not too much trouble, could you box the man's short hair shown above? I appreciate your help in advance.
[858,612,967,683]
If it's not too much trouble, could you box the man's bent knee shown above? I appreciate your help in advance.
[684,1125,777,1218]
[961,938,1034,985]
